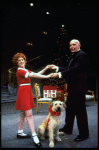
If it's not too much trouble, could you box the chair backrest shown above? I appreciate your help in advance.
[34,83,41,101]
[37,85,41,97]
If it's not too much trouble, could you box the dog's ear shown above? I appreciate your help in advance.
[63,103,66,108]
[50,102,53,106]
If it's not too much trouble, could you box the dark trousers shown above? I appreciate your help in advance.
[64,93,89,137]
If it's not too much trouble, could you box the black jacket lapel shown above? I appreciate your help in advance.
[68,50,83,68]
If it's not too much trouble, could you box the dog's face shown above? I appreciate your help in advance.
[50,101,66,113]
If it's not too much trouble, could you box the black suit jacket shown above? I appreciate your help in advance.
[59,50,88,94]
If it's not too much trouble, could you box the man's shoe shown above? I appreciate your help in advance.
[74,135,89,142]
[59,127,65,132]
[59,128,72,134]
[17,133,31,139]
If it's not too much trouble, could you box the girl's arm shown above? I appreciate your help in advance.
[28,72,52,79]
[37,65,50,75]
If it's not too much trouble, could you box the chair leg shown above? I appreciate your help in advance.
[48,103,50,112]
[39,104,41,111]
[93,97,95,105]
[92,91,95,106]
[36,103,38,114]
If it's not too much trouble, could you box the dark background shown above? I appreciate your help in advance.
[1,3,97,96]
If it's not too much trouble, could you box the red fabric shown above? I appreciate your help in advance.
[49,106,60,116]
[57,89,64,101]
[46,106,61,129]
[16,69,31,85]
[43,86,57,90]
[46,117,50,129]
[15,68,35,111]
[64,84,67,94]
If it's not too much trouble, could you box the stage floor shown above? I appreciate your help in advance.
[1,100,98,148]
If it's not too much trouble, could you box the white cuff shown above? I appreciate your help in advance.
[56,66,59,72]
[59,72,62,78]
[25,72,29,78]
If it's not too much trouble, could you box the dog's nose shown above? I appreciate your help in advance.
[57,107,61,112]
[57,107,60,110]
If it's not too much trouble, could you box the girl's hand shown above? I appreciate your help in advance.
[46,73,54,78]
[50,73,59,78]
[45,65,51,69]
[47,64,58,70]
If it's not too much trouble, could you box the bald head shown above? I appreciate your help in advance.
[70,39,80,45]
[69,39,81,53]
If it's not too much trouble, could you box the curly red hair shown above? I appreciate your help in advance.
[12,53,27,66]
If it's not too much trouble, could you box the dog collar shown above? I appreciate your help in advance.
[49,106,61,116]
[46,106,61,129]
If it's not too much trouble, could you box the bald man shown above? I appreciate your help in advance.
[50,39,89,141]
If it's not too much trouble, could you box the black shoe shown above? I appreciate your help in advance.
[59,127,72,134]
[17,133,31,139]
[32,135,42,148]
[59,127,65,132]
[34,141,42,148]
[74,135,89,142]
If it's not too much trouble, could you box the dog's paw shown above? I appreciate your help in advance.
[49,141,54,147]
[39,137,45,140]
[56,137,62,141]
[58,131,64,135]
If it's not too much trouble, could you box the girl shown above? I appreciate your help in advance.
[12,53,52,148]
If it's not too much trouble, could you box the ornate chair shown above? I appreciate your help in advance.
[85,90,95,105]
[34,83,52,113]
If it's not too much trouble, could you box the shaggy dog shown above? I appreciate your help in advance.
[37,101,66,147]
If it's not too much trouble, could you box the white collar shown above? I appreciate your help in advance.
[76,49,81,52]
[17,67,28,72]
[18,67,34,74]
[72,49,81,54]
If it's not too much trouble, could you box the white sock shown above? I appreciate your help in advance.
[32,132,40,144]
[18,130,23,134]
[18,130,27,136]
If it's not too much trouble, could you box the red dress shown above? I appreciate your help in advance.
[15,67,35,111]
